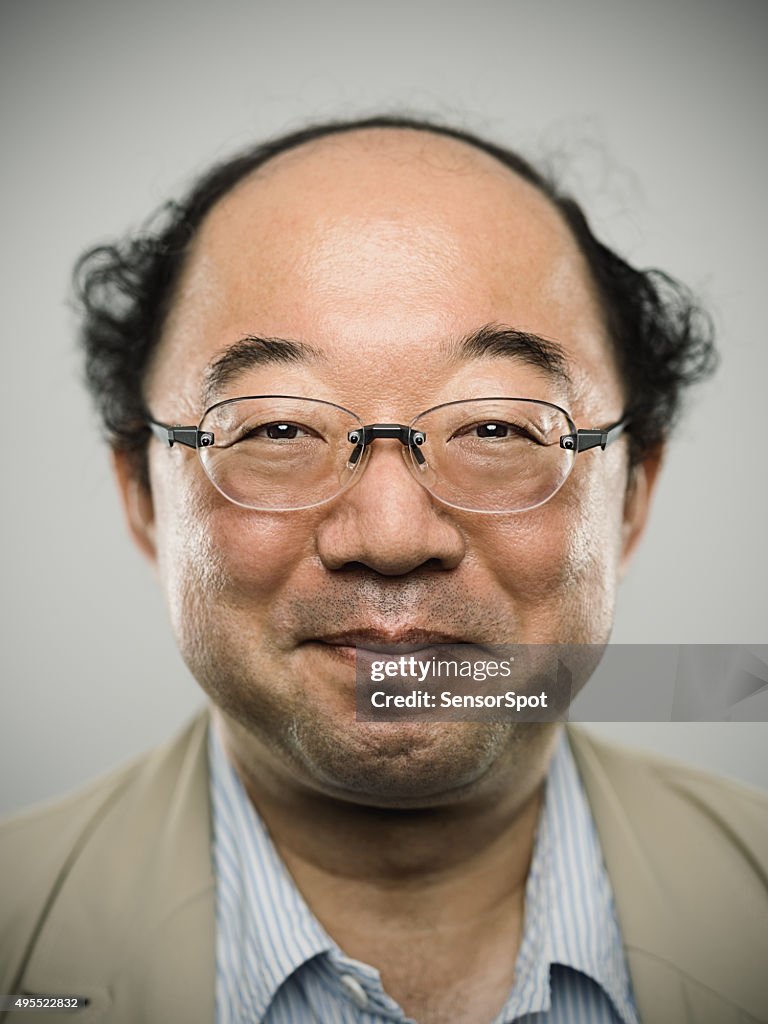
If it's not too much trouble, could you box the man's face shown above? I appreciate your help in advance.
[125,130,650,807]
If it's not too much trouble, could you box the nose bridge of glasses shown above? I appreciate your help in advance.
[346,424,427,467]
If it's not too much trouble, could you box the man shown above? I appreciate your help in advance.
[1,117,765,1024]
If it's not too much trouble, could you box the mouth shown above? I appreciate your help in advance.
[307,629,483,664]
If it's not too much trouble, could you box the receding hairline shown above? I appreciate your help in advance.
[251,123,528,177]
[211,122,560,223]
[181,122,590,320]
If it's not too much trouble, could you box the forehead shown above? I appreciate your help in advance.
[147,129,621,417]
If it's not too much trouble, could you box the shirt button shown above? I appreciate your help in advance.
[339,973,369,1010]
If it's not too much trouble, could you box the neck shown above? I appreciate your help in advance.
[214,708,560,934]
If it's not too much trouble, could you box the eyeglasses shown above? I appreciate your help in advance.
[147,396,629,514]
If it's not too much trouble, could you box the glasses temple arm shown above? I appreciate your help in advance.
[560,417,631,453]
[147,420,213,449]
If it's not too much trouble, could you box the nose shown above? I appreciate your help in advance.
[315,441,466,576]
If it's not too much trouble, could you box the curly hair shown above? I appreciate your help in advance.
[74,115,717,487]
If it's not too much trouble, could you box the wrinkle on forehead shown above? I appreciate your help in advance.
[294,218,466,309]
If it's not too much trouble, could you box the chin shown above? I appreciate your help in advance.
[282,714,544,808]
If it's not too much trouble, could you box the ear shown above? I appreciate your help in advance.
[112,449,157,564]
[618,445,663,580]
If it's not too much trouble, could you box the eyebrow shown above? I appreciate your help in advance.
[200,323,571,408]
[450,324,572,388]
[201,335,322,406]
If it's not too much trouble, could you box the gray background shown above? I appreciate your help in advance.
[1,0,766,816]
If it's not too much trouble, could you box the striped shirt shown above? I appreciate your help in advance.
[209,724,639,1024]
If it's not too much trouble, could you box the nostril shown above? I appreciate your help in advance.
[334,556,451,577]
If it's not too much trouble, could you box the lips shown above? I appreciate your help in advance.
[306,630,505,670]
[311,629,472,654]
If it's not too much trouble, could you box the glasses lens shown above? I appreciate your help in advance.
[198,397,364,510]
[410,399,575,512]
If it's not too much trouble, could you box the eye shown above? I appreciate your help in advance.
[262,422,304,440]
[238,421,315,441]
[475,422,511,439]
[452,420,538,442]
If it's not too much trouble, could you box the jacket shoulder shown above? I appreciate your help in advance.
[0,755,145,985]
[568,727,768,870]
[0,711,211,990]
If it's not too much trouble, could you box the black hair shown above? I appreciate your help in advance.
[74,115,717,486]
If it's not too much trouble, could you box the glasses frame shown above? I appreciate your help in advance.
[147,395,630,513]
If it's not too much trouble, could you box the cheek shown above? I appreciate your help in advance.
[149,450,311,656]
[470,455,627,642]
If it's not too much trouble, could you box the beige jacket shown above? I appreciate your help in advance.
[1,713,767,1024]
